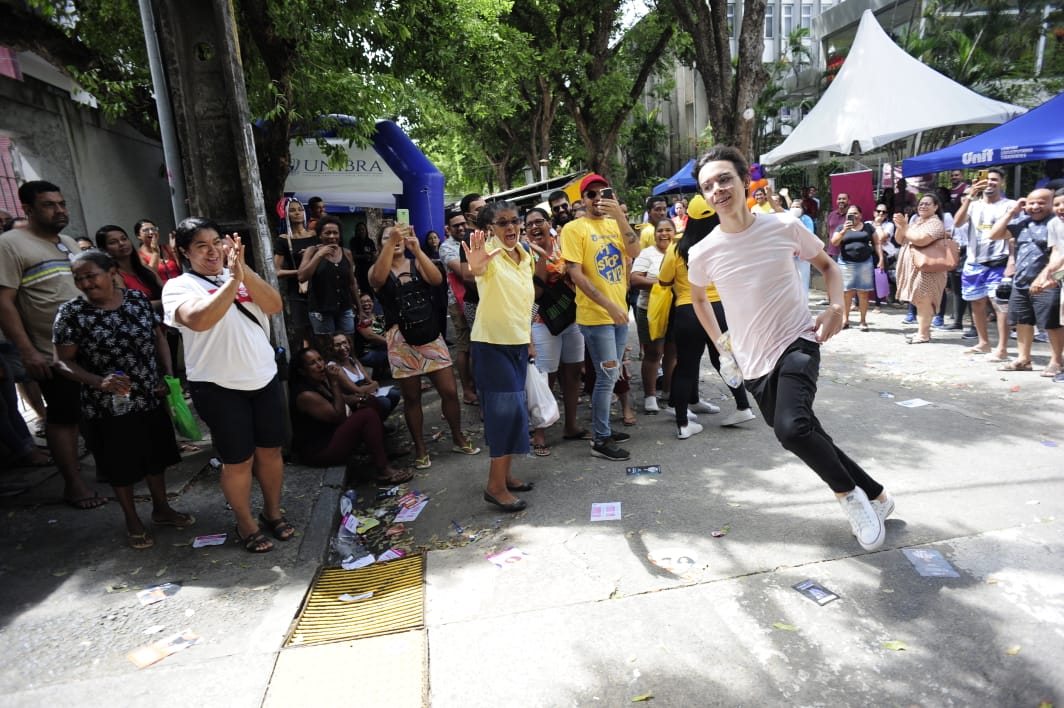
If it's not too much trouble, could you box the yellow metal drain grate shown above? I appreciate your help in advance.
[285,554,425,648]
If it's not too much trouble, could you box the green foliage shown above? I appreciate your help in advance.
[620,105,668,192]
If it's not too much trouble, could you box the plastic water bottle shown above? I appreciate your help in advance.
[715,333,744,389]
[111,370,131,415]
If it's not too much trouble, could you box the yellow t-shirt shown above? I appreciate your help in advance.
[639,223,656,249]
[560,216,628,326]
[657,244,720,305]
[470,237,535,345]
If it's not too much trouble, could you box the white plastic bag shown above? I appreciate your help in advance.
[525,363,560,429]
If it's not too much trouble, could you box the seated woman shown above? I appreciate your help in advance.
[354,292,389,377]
[289,347,412,484]
[329,332,400,418]
[54,250,193,549]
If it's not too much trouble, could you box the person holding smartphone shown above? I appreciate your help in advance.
[830,205,882,331]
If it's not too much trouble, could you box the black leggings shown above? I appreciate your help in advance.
[745,337,883,497]
[669,302,750,427]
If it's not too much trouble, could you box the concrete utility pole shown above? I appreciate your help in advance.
[147,0,284,346]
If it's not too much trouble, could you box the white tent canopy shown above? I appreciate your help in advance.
[284,138,404,209]
[760,10,1024,166]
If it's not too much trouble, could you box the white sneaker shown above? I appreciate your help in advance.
[677,421,704,439]
[691,399,721,414]
[643,396,660,414]
[869,491,895,523]
[838,487,885,551]
[662,406,698,422]
[720,408,756,427]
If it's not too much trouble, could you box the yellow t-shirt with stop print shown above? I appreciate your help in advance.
[560,216,628,326]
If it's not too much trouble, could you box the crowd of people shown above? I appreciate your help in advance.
[1,152,1061,554]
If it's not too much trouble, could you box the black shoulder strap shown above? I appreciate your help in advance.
[189,270,268,338]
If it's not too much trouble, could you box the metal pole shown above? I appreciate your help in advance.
[137,0,188,225]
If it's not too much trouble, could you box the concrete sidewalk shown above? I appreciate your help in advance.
[2,301,1063,706]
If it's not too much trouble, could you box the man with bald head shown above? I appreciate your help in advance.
[988,188,1062,374]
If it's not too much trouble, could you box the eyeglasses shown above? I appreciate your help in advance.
[525,219,548,228]
[874,209,887,214]
[141,227,160,234]
[492,219,522,228]
[584,189,606,198]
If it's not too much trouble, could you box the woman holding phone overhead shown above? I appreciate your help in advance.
[162,218,292,553]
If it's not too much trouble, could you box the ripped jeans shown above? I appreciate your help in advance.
[579,323,628,443]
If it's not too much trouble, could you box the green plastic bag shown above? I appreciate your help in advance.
[164,376,202,441]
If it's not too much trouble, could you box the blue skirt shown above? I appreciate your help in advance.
[471,342,529,458]
[839,256,874,291]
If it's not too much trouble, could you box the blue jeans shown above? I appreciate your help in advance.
[579,323,628,443]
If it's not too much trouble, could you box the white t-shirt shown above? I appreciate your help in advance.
[688,213,823,380]
[1049,217,1063,250]
[162,270,277,390]
[631,245,667,309]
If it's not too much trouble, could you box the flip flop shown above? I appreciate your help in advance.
[152,512,196,529]
[462,398,480,406]
[998,360,1033,371]
[532,443,551,457]
[1041,365,1063,378]
[373,467,415,484]
[451,442,481,455]
[127,531,154,550]
[562,429,593,441]
[178,442,201,454]
[66,493,107,510]
[413,455,432,470]
[963,347,989,355]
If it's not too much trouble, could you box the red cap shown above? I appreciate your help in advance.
[579,173,609,194]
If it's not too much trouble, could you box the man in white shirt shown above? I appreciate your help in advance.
[686,146,893,552]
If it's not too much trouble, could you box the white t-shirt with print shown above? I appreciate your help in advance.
[162,269,276,390]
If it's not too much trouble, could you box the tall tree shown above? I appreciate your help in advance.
[670,0,769,160]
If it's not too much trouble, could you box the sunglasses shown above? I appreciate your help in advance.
[492,219,521,228]
[874,209,887,214]
[551,204,569,212]
[584,189,605,198]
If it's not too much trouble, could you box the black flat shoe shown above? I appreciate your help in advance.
[483,491,527,512]
[506,481,534,492]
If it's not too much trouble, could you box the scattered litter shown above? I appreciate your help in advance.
[47,519,57,525]
[192,533,227,549]
[881,640,908,651]
[127,629,201,669]
[793,579,839,606]
[142,625,165,635]
[903,548,960,578]
[896,398,932,408]
[338,592,374,602]
[1009,385,1021,392]
[394,492,430,522]
[878,392,895,399]
[710,524,731,538]
[487,547,529,568]
[208,457,222,470]
[339,490,356,516]
[626,465,661,476]
[1005,645,1021,656]
[386,523,407,537]
[986,577,1000,584]
[1027,500,1041,505]
[106,583,129,593]
[590,502,622,521]
[772,622,798,631]
[1042,440,1058,447]
[341,554,375,570]
[631,694,653,703]
[432,430,444,441]
[450,520,464,534]
[137,582,180,606]
[377,549,406,561]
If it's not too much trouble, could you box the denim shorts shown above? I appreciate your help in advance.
[310,308,356,335]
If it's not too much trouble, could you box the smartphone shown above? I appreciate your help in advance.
[600,187,614,200]
[396,208,410,225]
[977,169,988,181]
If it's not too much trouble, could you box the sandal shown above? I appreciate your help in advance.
[413,454,432,470]
[178,442,201,454]
[236,527,273,553]
[258,513,296,541]
[451,442,481,455]
[532,443,551,457]
[127,531,154,550]
[562,429,593,441]
[623,415,637,426]
[65,492,107,510]
[907,337,931,344]
[1041,365,1063,378]
[152,511,196,529]
[373,467,415,484]
[998,360,1033,372]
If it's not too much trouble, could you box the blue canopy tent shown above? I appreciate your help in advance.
[653,158,696,195]
[903,92,1064,176]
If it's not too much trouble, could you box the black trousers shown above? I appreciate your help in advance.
[745,337,883,497]
[669,302,750,427]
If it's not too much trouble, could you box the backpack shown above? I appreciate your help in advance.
[392,260,440,346]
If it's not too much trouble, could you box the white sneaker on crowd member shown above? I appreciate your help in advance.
[691,399,721,414]
[643,396,659,414]
[838,487,886,551]
[719,408,756,427]
[676,421,704,440]
[662,405,698,422]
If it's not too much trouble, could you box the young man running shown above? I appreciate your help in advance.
[686,146,893,551]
